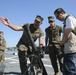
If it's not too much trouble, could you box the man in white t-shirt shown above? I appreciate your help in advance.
[54,8,76,75]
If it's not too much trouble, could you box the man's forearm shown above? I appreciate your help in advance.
[60,28,72,46]
[60,36,68,45]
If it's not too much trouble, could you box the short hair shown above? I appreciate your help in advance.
[54,8,66,14]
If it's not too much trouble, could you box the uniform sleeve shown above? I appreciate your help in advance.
[45,28,47,33]
[45,28,49,37]
[45,28,49,46]
[59,26,63,32]
[3,38,6,47]
[0,38,6,50]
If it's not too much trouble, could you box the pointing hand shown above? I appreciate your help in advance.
[0,17,10,26]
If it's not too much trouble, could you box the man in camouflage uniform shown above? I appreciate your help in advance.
[45,16,63,75]
[0,15,44,75]
[0,31,6,75]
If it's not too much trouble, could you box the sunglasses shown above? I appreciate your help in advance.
[49,21,54,23]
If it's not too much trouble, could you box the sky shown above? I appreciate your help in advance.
[0,0,76,47]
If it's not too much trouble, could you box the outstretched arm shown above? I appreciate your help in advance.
[0,17,23,31]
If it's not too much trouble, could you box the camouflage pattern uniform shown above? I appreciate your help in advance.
[17,24,44,75]
[45,25,63,74]
[0,31,6,75]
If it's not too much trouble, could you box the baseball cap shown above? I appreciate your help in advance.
[35,15,44,22]
[48,16,55,22]
[0,31,3,34]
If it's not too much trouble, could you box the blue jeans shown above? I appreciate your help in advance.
[63,52,76,75]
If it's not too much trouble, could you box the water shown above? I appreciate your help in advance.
[5,50,18,54]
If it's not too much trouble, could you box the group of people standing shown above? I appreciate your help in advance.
[0,8,76,75]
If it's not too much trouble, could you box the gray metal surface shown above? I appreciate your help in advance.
[4,52,62,75]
